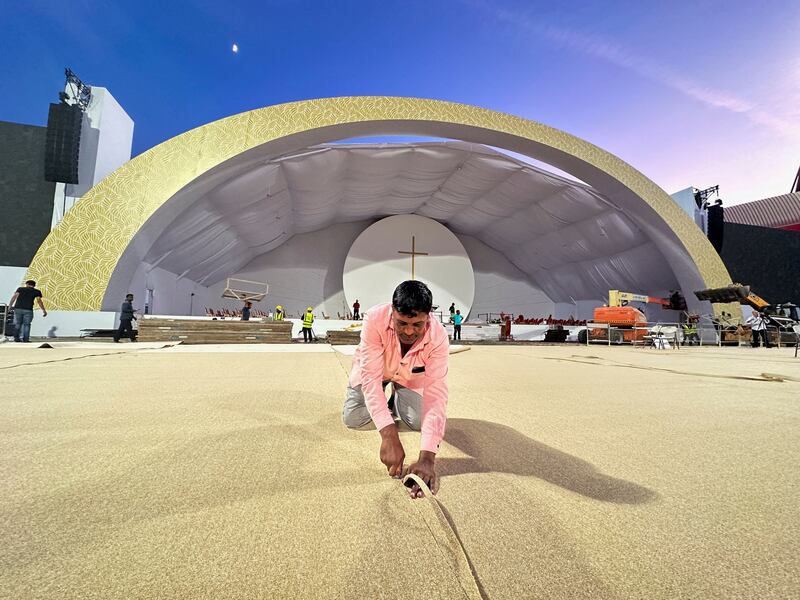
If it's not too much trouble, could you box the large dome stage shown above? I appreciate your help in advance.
[25,97,736,320]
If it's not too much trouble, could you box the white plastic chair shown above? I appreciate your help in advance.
[646,324,679,350]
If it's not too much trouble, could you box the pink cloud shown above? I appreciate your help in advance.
[464,0,800,138]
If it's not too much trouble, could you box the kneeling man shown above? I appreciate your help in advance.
[342,280,449,498]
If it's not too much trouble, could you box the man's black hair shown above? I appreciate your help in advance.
[25,280,36,286]
[392,280,433,316]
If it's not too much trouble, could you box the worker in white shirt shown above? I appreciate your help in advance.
[745,311,772,348]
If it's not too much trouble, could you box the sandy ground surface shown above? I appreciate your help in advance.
[1,344,798,599]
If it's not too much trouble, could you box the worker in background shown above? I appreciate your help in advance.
[452,309,463,340]
[352,299,361,320]
[746,310,772,348]
[241,301,252,321]
[302,307,315,342]
[113,293,137,343]
[8,279,47,343]
[682,314,699,346]
[448,302,456,323]
[501,314,512,340]
[274,305,284,321]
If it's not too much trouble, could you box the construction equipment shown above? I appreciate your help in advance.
[694,284,800,344]
[694,284,770,311]
[608,290,686,310]
[694,284,799,319]
[578,290,685,344]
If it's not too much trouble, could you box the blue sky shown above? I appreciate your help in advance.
[3,0,799,204]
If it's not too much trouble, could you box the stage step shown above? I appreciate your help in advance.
[327,329,362,345]
[138,318,293,344]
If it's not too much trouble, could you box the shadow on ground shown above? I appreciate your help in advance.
[439,418,657,504]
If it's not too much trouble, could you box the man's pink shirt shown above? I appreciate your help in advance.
[349,303,449,453]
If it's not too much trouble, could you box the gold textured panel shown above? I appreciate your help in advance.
[26,97,733,314]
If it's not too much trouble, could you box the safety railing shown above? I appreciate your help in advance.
[0,303,9,341]
[695,314,790,348]
[581,321,718,348]
[582,322,680,348]
[695,314,732,346]
[582,318,791,349]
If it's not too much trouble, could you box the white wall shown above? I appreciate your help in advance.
[343,215,476,317]
[458,236,554,320]
[0,266,27,303]
[210,221,369,318]
[554,300,601,321]
[21,311,116,338]
[52,87,134,229]
[116,220,560,320]
[92,88,135,188]
[671,186,706,233]
[215,221,555,320]
[1,266,115,337]
[126,263,212,316]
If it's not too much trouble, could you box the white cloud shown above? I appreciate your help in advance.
[463,0,800,139]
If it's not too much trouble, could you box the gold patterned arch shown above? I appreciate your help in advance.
[26,96,733,311]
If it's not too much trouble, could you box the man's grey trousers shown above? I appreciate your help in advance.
[342,382,422,430]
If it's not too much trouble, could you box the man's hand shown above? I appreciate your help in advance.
[379,424,405,477]
[404,450,438,499]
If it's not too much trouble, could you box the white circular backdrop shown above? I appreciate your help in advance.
[343,215,475,318]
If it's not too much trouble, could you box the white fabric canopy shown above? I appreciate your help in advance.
[141,142,678,302]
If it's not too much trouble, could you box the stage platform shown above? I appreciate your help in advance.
[133,316,587,345]
[138,317,293,344]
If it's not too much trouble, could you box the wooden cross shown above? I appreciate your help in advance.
[397,235,429,280]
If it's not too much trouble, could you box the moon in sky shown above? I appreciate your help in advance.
[232,43,239,53]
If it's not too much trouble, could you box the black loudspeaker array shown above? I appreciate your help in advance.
[706,204,725,253]
[44,102,83,184]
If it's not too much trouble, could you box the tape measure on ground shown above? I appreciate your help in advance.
[402,473,486,600]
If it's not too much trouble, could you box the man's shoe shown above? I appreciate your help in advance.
[113,339,121,343]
